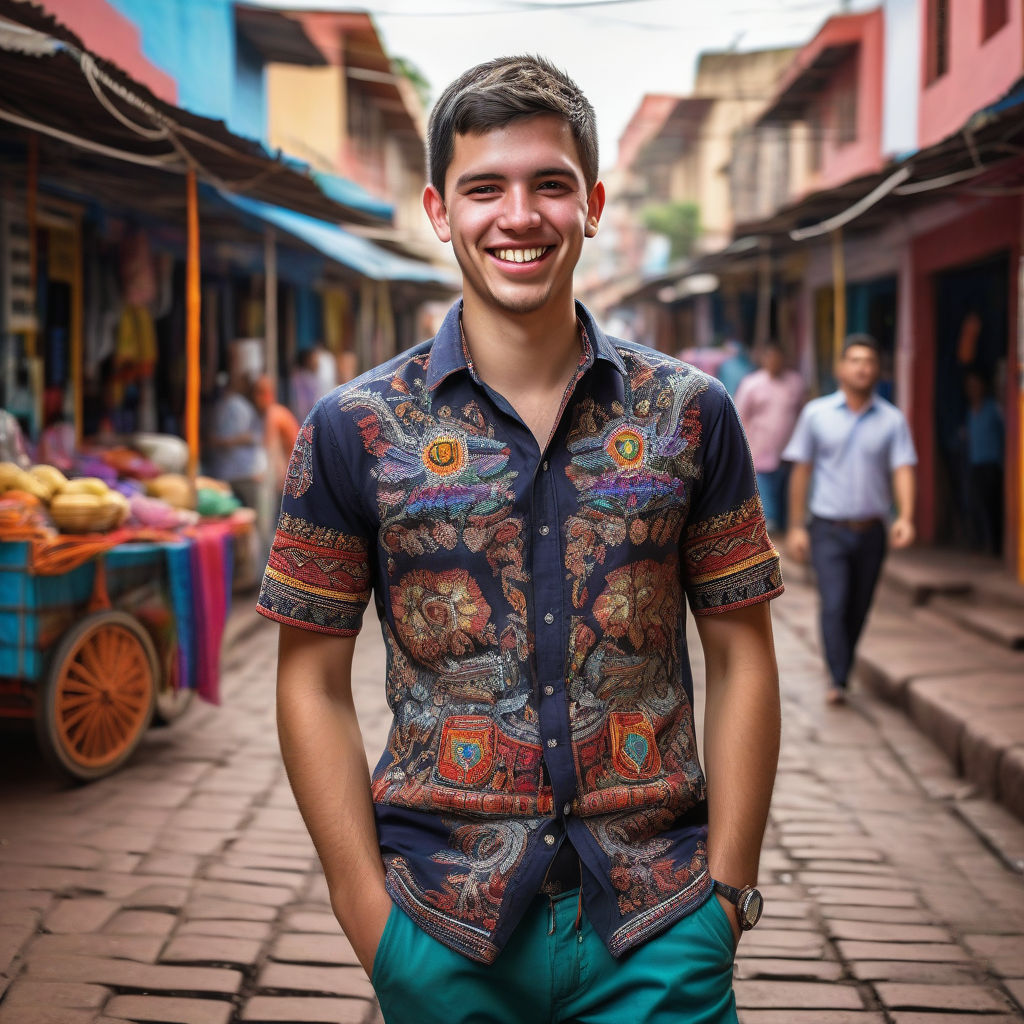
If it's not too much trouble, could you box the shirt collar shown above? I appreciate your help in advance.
[831,388,879,414]
[425,299,627,392]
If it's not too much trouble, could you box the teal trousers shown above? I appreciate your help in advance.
[372,889,738,1024]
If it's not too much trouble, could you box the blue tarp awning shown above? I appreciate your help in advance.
[220,192,456,287]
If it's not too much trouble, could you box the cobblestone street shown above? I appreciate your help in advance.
[1,570,1023,1024]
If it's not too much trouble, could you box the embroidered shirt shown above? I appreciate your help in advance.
[257,300,783,963]
[782,390,917,520]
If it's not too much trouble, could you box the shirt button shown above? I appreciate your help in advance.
[547,738,558,748]
[544,834,556,846]
[542,460,549,471]
[544,612,555,625]
[563,802,572,816]
[539,524,550,536]
[543,685,554,696]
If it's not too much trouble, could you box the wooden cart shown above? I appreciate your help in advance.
[0,538,196,781]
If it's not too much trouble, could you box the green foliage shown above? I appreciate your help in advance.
[641,201,701,261]
[392,56,431,109]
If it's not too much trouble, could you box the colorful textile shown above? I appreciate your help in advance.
[373,889,737,1024]
[190,524,232,705]
[257,300,782,963]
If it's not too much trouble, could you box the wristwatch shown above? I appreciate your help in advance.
[713,880,764,931]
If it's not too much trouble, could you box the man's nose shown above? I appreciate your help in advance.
[496,186,541,232]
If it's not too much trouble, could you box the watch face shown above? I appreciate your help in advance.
[740,889,763,929]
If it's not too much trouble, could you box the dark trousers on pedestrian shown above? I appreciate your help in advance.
[809,517,887,691]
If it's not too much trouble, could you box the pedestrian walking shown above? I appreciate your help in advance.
[259,55,783,1024]
[784,333,917,705]
[251,374,300,496]
[734,342,804,531]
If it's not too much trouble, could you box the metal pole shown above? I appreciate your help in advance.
[831,227,847,361]
[264,228,278,387]
[185,168,201,479]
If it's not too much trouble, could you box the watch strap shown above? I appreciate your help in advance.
[712,880,744,904]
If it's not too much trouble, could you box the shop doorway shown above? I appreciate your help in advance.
[932,252,1009,554]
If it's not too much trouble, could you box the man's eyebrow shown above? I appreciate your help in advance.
[453,167,580,190]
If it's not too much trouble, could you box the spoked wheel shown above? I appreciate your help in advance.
[36,611,157,781]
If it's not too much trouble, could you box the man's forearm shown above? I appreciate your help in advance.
[699,603,781,889]
[276,630,391,970]
[893,464,915,521]
[787,462,811,528]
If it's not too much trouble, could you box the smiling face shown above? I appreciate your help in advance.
[423,114,604,320]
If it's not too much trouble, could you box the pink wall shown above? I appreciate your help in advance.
[41,0,177,104]
[918,0,1023,149]
[808,10,885,192]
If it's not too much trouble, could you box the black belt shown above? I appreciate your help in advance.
[540,840,580,894]
[813,515,884,532]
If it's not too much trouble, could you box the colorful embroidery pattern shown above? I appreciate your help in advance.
[257,302,783,965]
[683,495,784,613]
[258,513,370,635]
[284,423,315,497]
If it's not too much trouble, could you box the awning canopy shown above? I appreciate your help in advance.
[221,191,458,289]
[0,0,387,225]
[235,4,327,67]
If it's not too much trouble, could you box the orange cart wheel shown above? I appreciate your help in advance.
[36,611,157,781]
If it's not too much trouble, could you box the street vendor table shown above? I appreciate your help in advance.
[0,513,250,781]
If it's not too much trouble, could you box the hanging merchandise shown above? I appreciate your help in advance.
[120,229,157,308]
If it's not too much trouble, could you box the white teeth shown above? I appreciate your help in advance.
[496,247,548,263]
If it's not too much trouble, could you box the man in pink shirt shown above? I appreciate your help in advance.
[734,343,805,531]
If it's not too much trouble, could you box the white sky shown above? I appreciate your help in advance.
[259,0,875,167]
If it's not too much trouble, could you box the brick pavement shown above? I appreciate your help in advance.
[0,571,1022,1023]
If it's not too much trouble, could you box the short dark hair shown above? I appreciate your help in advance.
[427,55,598,196]
[841,332,881,357]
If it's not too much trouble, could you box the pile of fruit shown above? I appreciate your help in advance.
[0,463,130,533]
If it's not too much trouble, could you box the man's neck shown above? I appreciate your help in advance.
[460,294,581,396]
[840,385,873,412]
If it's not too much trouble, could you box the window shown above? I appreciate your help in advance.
[926,0,950,83]
[835,74,860,147]
[982,0,1009,40]
[807,110,823,174]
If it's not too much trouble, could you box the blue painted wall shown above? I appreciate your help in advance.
[106,0,266,144]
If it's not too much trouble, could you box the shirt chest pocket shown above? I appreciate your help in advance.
[435,716,496,787]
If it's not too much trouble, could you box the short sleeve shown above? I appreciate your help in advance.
[256,399,373,636]
[781,403,814,464]
[889,412,918,470]
[681,383,784,616]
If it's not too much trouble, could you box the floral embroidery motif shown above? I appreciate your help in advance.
[284,423,314,497]
[392,569,496,669]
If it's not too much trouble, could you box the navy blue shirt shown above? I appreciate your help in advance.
[258,301,783,963]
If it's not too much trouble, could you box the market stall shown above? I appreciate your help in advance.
[0,457,251,780]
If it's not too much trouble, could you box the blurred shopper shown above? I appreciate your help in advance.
[252,375,300,496]
[716,339,755,397]
[261,55,783,1024]
[289,348,322,424]
[734,342,804,531]
[784,334,917,705]
[205,372,266,513]
[963,370,1004,556]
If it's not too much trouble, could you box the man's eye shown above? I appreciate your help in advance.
[539,181,568,191]
[468,185,498,195]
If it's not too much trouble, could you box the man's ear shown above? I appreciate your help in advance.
[423,185,451,243]
[584,180,606,237]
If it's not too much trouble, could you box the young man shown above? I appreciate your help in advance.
[259,56,783,1024]
[734,342,805,531]
[784,334,917,705]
